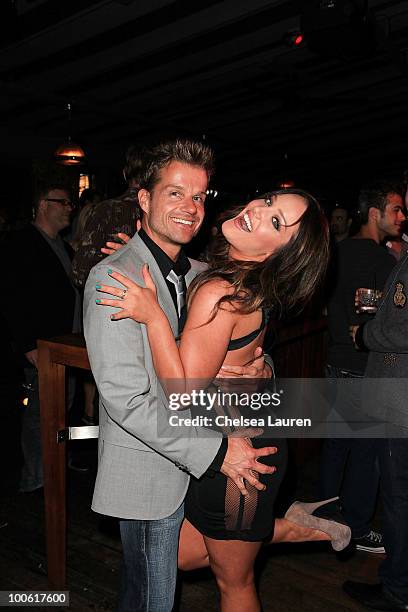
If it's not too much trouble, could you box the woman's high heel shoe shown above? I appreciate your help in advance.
[284,496,351,551]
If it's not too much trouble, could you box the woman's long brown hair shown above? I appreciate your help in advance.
[188,188,330,319]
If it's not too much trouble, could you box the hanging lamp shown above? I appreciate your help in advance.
[55,103,86,166]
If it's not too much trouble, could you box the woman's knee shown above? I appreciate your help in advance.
[210,559,255,592]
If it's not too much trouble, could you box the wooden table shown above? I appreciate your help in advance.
[38,334,89,589]
[38,318,327,588]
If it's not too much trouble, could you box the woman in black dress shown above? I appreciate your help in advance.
[97,189,343,611]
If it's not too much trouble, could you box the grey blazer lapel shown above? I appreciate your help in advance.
[186,258,208,287]
[128,234,178,336]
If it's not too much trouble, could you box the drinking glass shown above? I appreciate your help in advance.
[355,288,382,314]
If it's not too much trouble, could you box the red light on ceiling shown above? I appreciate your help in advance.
[283,30,304,48]
[279,179,295,189]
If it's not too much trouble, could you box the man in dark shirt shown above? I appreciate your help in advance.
[330,204,352,243]
[72,145,143,288]
[3,183,80,492]
[344,250,408,611]
[319,179,405,553]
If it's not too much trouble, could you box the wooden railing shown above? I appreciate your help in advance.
[38,334,89,589]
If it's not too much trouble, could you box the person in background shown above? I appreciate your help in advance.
[319,179,405,554]
[386,174,408,261]
[330,204,352,242]
[69,188,103,426]
[72,145,143,288]
[70,188,102,251]
[385,223,408,261]
[71,149,142,427]
[344,250,408,611]
[3,183,81,491]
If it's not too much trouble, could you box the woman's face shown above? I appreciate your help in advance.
[222,193,307,261]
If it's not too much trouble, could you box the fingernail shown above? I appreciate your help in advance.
[95,284,101,289]
[108,268,112,274]
[96,299,101,304]
[110,314,116,320]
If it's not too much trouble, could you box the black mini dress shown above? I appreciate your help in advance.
[185,310,288,542]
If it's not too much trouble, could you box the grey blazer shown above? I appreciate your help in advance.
[84,233,222,519]
[361,251,408,431]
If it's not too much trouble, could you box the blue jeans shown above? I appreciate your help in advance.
[118,503,184,612]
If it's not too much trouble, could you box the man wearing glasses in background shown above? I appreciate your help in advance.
[3,183,81,493]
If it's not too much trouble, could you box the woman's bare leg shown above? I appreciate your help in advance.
[178,519,209,570]
[177,516,330,573]
[204,537,262,612]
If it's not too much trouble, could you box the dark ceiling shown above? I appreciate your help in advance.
[1,0,408,198]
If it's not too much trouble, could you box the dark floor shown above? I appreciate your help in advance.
[0,380,382,612]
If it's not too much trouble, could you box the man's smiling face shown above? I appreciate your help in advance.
[139,161,208,260]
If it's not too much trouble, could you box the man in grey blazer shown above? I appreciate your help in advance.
[84,139,276,612]
[344,250,408,611]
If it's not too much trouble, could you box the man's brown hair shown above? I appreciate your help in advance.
[139,138,215,192]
